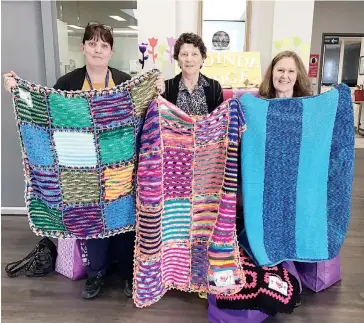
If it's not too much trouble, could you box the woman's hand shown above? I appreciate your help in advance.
[3,71,18,92]
[155,74,165,95]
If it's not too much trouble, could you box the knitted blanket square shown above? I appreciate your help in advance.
[239,83,355,266]
[11,70,159,239]
[133,97,247,308]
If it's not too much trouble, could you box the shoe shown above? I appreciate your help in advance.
[123,279,133,298]
[81,272,104,299]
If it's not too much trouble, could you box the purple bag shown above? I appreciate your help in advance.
[55,239,87,280]
[282,261,302,293]
[294,256,341,292]
[208,294,269,323]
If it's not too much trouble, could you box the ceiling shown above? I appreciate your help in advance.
[56,1,138,36]
[56,0,247,37]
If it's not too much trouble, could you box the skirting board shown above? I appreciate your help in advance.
[355,136,364,149]
[1,207,27,215]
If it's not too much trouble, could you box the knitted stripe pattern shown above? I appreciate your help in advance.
[239,83,355,266]
[133,97,247,307]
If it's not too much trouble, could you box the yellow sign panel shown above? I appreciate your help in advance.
[176,52,262,88]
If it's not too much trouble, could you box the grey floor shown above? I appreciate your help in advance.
[2,150,364,323]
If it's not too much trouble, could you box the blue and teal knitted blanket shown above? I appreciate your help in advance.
[239,84,355,266]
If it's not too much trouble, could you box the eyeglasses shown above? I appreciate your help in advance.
[86,22,113,33]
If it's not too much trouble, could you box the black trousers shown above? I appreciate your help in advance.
[85,231,135,283]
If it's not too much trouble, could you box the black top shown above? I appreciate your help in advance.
[53,66,131,91]
[163,73,223,113]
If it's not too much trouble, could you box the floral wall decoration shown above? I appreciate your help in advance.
[138,37,177,72]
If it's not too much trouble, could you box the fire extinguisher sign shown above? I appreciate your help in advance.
[308,54,319,78]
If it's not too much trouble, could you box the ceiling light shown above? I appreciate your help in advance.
[120,9,138,20]
[68,25,84,30]
[109,15,126,22]
[128,25,138,30]
[113,29,138,35]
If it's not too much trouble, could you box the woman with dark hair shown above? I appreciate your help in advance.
[4,23,131,91]
[155,32,223,115]
[4,22,137,300]
[259,50,312,99]
[53,22,131,91]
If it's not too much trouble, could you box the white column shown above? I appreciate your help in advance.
[249,0,275,74]
[56,19,69,76]
[270,0,315,71]
[176,0,199,36]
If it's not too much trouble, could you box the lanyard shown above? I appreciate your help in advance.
[85,70,110,90]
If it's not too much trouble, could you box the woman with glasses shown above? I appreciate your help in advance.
[4,22,140,300]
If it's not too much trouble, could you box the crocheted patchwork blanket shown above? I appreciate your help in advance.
[133,97,247,308]
[214,249,301,316]
[239,84,355,266]
[11,70,159,239]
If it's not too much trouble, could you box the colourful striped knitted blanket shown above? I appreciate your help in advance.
[239,84,355,266]
[133,97,247,308]
[11,70,158,239]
